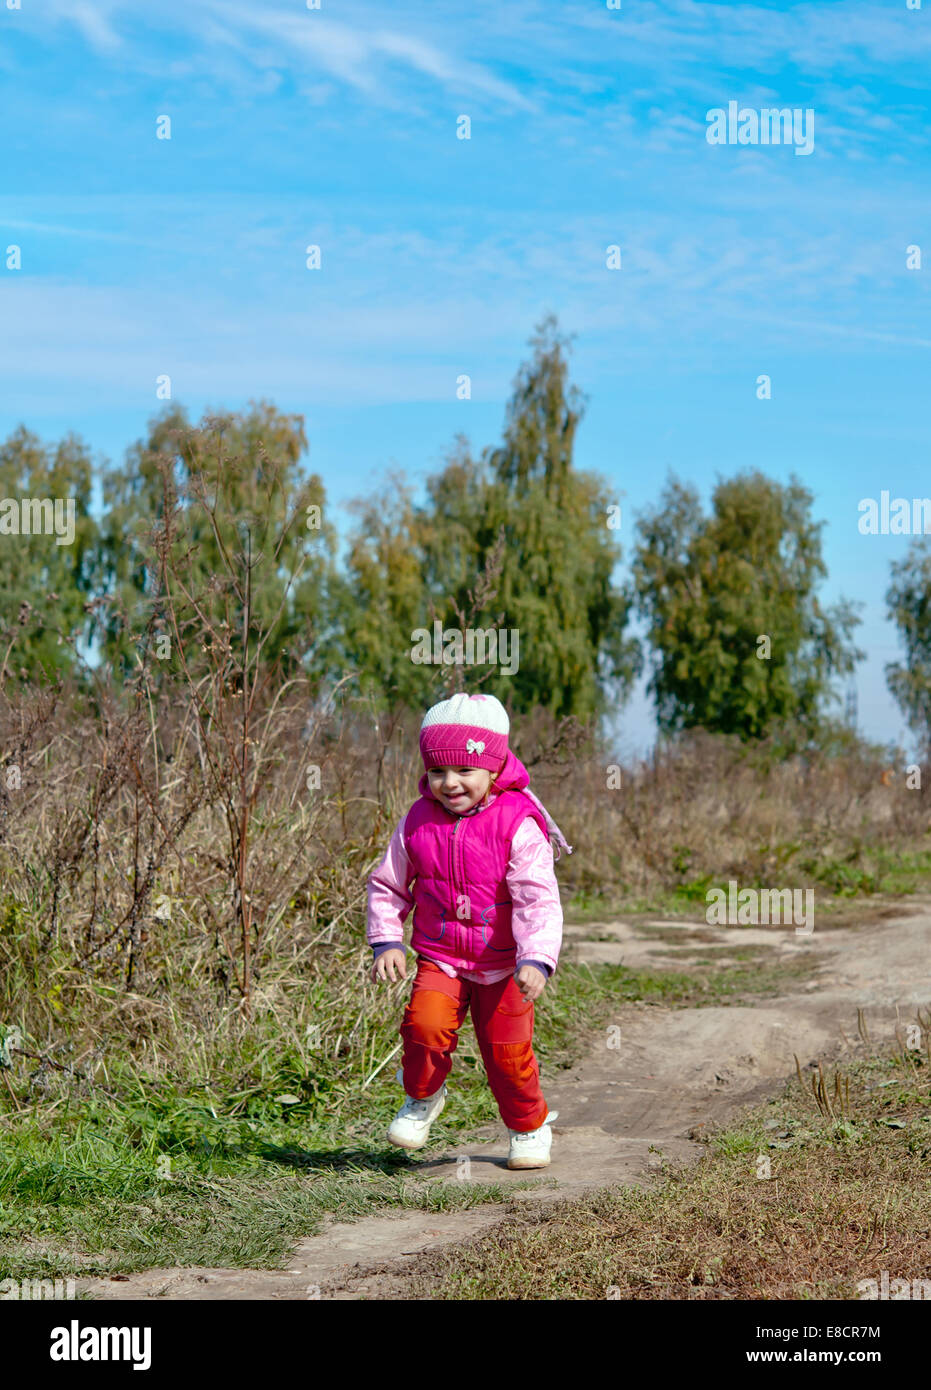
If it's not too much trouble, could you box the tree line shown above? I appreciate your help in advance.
[2,314,928,754]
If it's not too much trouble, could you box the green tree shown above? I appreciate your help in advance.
[632,471,863,742]
[95,400,338,683]
[0,425,97,682]
[334,315,641,719]
[886,538,931,753]
[327,472,438,708]
[464,314,640,718]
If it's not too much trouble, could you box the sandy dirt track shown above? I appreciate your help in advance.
[77,905,930,1300]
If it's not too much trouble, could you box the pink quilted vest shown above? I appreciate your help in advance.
[405,789,550,972]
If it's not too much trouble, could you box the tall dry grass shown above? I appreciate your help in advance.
[3,431,921,1089]
[0,678,924,1080]
[556,726,927,902]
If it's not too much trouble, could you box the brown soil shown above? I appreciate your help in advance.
[76,904,931,1300]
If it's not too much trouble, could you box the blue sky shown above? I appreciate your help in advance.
[1,0,929,758]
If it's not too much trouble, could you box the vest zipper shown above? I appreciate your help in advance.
[450,816,465,952]
[450,816,461,890]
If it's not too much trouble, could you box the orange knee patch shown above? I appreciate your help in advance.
[476,999,534,1044]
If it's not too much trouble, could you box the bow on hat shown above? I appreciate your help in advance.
[465,738,485,754]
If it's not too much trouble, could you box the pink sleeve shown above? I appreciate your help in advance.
[366,815,415,946]
[507,817,563,974]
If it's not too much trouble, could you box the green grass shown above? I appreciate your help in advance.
[0,956,718,1282]
[565,847,931,924]
[0,909,873,1286]
[396,1047,931,1300]
[798,847,931,897]
[632,943,820,1004]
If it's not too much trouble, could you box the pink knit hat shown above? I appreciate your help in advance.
[420,692,509,773]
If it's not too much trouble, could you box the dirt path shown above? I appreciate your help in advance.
[77,904,931,1300]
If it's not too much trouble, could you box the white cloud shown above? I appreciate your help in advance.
[47,0,123,53]
[1,219,151,245]
[25,0,931,138]
[37,0,534,109]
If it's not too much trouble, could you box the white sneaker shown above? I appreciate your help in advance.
[506,1110,559,1170]
[386,1067,447,1150]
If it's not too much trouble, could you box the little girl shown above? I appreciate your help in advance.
[367,691,572,1169]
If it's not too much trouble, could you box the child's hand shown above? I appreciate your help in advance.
[371,948,407,983]
[514,964,546,1002]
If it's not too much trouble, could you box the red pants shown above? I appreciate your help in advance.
[399,956,548,1132]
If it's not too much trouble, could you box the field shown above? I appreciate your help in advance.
[1,683,928,1298]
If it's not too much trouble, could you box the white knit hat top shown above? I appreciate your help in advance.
[421,692,509,734]
[420,692,509,771]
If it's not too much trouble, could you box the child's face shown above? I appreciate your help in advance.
[427,765,494,814]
